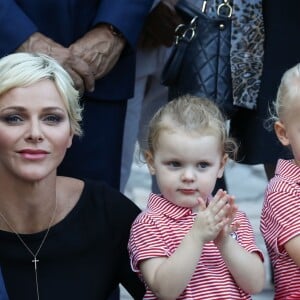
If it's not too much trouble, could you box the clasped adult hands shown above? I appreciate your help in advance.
[16,32,94,94]
[16,25,126,94]
[69,24,126,81]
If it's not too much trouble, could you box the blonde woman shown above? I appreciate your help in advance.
[0,53,145,300]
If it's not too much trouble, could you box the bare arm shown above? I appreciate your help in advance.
[216,235,265,294]
[285,235,300,267]
[214,203,265,295]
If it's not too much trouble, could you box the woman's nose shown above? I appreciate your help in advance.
[25,120,44,142]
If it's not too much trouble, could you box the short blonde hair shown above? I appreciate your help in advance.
[0,52,83,136]
[146,95,238,159]
[270,63,300,123]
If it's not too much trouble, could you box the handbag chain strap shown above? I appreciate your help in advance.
[174,0,232,44]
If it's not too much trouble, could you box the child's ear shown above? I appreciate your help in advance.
[274,121,290,146]
[217,153,228,178]
[144,150,156,175]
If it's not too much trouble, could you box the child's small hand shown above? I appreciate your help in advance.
[214,194,239,247]
[193,189,231,243]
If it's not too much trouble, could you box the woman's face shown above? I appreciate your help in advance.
[0,79,73,182]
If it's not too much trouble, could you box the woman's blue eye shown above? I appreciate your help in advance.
[44,114,63,124]
[2,115,23,124]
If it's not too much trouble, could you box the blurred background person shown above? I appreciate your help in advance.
[121,0,182,193]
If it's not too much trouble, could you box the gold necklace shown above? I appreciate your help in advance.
[0,199,57,300]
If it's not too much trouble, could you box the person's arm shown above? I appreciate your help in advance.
[69,24,126,83]
[285,236,300,266]
[108,187,146,299]
[265,189,300,268]
[0,1,95,93]
[215,212,265,294]
[284,235,300,267]
[92,0,154,48]
[0,0,37,56]
[216,236,265,294]
[119,246,145,299]
[16,32,94,94]
[68,0,154,88]
[138,0,183,49]
[139,190,231,299]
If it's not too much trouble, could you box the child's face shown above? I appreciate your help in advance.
[146,128,227,208]
[275,97,300,166]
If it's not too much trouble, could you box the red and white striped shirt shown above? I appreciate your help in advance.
[129,193,263,299]
[261,159,300,299]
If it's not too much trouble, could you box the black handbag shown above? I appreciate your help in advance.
[161,0,237,118]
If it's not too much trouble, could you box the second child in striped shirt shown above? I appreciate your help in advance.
[128,95,265,299]
[261,63,300,299]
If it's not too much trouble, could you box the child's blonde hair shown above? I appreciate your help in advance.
[146,95,238,159]
[270,63,300,123]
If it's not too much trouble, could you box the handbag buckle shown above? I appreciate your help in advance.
[175,16,197,44]
[217,0,232,18]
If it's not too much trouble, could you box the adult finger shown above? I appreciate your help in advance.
[64,66,85,95]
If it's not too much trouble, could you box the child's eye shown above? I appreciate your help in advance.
[1,115,23,125]
[43,114,64,124]
[197,162,209,169]
[168,161,181,168]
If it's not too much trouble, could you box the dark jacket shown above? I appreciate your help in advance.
[0,0,154,100]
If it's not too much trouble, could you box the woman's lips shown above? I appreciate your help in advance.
[18,149,49,160]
